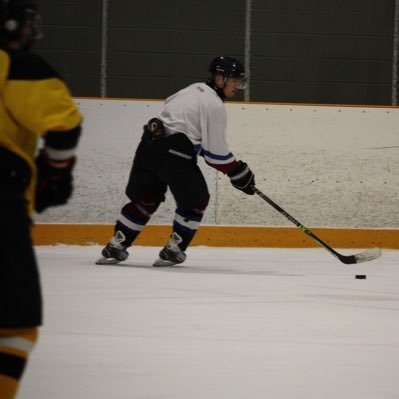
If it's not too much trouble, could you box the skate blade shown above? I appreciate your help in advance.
[95,256,122,265]
[153,258,179,267]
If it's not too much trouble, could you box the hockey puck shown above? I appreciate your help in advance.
[355,274,367,279]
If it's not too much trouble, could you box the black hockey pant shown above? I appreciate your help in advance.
[0,148,42,328]
[122,133,210,250]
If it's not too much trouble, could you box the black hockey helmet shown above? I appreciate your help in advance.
[208,56,247,88]
[0,0,42,46]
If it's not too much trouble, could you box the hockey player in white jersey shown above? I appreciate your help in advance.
[96,56,255,266]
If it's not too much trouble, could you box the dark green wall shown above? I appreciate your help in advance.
[36,0,102,96]
[252,0,395,104]
[35,0,395,105]
[106,0,245,99]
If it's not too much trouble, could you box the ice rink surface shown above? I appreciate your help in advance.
[19,245,399,399]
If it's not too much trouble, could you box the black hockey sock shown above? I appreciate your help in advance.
[0,327,38,399]
[172,208,204,251]
[114,201,160,246]
[114,221,140,246]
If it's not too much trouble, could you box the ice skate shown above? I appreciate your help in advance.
[96,231,129,265]
[153,232,186,266]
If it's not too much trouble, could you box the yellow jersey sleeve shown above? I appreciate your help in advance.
[0,48,82,215]
[4,50,82,136]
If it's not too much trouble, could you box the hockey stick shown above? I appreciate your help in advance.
[253,188,382,264]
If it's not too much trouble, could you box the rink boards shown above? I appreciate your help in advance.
[33,98,399,249]
[32,224,399,249]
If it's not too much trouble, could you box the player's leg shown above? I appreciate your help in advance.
[97,164,167,265]
[0,150,42,399]
[154,163,210,266]
[0,328,38,399]
[0,210,41,399]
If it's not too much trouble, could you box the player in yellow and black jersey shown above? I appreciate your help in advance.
[0,1,82,398]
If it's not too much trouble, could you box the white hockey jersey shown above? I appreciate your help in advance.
[159,82,236,173]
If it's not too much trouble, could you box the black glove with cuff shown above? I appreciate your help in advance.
[227,160,255,195]
[35,149,76,213]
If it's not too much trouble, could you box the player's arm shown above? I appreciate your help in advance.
[34,95,82,212]
[35,124,81,212]
[199,101,237,173]
[201,102,255,195]
[5,50,83,211]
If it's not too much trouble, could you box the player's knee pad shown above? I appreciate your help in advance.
[125,176,167,205]
[123,200,161,221]
[195,193,210,212]
[177,191,210,212]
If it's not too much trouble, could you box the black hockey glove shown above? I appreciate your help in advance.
[227,160,255,195]
[35,149,76,213]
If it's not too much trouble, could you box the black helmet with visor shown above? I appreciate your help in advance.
[208,56,247,89]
